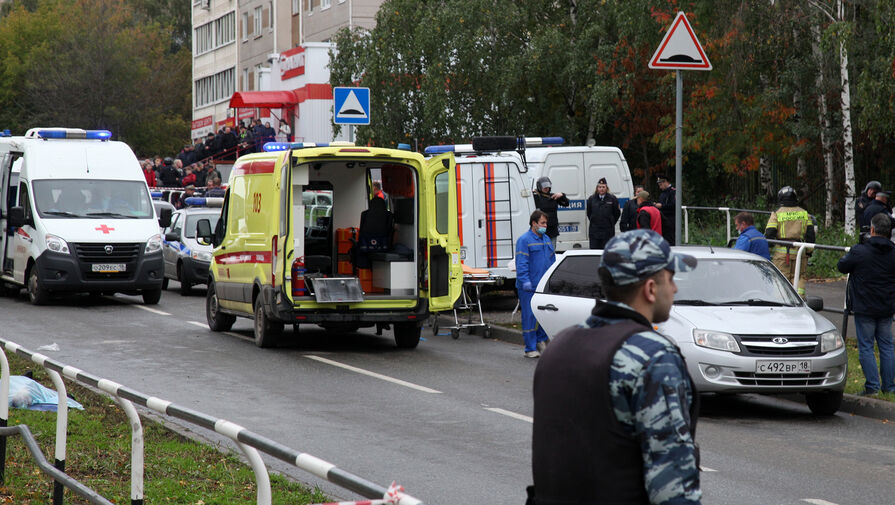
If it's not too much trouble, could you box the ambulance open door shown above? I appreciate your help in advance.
[421,154,462,311]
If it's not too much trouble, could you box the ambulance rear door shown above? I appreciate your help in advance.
[421,154,461,311]
[0,152,15,277]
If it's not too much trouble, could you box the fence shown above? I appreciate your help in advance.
[0,340,424,505]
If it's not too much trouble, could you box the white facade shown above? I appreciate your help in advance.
[191,0,239,141]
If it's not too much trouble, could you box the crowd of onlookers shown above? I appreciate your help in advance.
[141,118,291,194]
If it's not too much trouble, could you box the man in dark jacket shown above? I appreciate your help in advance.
[585,177,620,249]
[619,184,644,232]
[856,180,882,231]
[837,213,895,395]
[655,176,676,245]
[862,191,893,231]
[532,176,569,250]
[157,157,181,188]
[219,126,239,160]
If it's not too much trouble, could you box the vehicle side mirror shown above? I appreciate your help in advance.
[212,217,225,247]
[164,231,180,242]
[8,207,24,228]
[196,219,213,245]
[158,207,172,228]
[805,295,824,312]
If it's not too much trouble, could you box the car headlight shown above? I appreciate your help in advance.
[191,250,212,262]
[693,329,740,352]
[144,234,162,254]
[820,329,844,353]
[46,234,70,254]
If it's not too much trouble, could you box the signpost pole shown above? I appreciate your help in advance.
[675,70,682,245]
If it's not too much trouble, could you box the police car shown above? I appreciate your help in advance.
[161,197,222,295]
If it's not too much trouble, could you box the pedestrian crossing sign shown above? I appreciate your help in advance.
[333,87,371,125]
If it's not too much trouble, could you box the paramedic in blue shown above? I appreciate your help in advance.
[733,211,770,260]
[516,209,556,358]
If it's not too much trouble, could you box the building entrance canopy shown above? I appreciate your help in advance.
[229,91,298,109]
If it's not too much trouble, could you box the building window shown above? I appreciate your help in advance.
[194,67,236,108]
[241,12,248,41]
[306,0,314,14]
[242,68,249,91]
[292,0,300,14]
[321,0,331,9]
[268,2,274,30]
[254,6,262,35]
[194,12,235,56]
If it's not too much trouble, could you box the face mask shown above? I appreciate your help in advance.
[537,226,547,235]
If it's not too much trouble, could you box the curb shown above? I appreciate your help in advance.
[439,315,895,421]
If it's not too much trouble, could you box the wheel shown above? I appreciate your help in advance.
[206,282,235,331]
[178,264,191,295]
[27,269,49,306]
[292,324,301,335]
[142,289,162,305]
[254,301,283,348]
[161,277,169,290]
[431,318,439,336]
[483,325,492,339]
[394,322,422,348]
[451,329,460,340]
[0,282,20,297]
[806,390,843,416]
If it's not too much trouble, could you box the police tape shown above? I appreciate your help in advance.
[309,481,409,505]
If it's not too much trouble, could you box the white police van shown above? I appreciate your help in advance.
[0,128,164,304]
[425,136,633,279]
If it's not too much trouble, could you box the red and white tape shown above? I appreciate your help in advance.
[309,481,408,505]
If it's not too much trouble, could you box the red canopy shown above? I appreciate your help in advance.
[229,91,298,109]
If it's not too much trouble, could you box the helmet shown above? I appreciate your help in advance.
[777,186,797,206]
[864,180,882,194]
[163,157,174,165]
[536,177,552,192]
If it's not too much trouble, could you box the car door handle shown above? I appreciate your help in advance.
[537,304,559,311]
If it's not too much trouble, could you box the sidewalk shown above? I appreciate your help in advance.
[434,279,895,420]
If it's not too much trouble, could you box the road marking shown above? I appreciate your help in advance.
[134,305,170,316]
[305,355,442,394]
[225,331,253,342]
[700,466,717,472]
[484,407,533,423]
[802,500,839,505]
[188,321,207,329]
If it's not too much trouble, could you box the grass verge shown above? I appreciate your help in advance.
[844,337,895,402]
[0,354,328,504]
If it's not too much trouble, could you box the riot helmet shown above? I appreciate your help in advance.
[163,157,174,165]
[536,177,552,193]
[864,180,882,196]
[777,186,797,206]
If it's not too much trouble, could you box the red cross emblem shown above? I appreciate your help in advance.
[95,224,115,234]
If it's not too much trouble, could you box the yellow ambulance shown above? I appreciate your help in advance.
[197,142,462,349]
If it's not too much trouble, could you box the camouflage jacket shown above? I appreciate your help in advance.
[584,300,702,505]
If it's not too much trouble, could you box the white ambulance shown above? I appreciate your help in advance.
[424,136,634,279]
[0,128,164,304]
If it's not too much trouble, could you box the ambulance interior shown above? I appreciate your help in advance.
[293,161,418,298]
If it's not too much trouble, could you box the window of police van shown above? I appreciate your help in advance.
[33,180,153,219]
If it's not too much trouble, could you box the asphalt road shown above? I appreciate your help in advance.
[0,284,893,505]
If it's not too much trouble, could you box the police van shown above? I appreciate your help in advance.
[0,128,164,304]
[198,142,462,349]
[424,136,633,279]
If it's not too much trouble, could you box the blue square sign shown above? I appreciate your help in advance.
[333,87,370,125]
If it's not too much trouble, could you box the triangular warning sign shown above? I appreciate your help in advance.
[649,12,712,71]
[337,90,368,119]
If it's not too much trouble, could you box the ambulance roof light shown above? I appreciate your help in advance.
[263,141,357,152]
[0,129,10,137]
[397,143,411,151]
[423,136,564,155]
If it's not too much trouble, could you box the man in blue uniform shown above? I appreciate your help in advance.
[531,229,701,504]
[733,212,770,260]
[516,210,555,358]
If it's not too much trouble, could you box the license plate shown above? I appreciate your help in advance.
[755,360,811,374]
[92,263,125,273]
[558,225,578,233]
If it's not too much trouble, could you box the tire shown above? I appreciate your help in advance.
[253,301,282,348]
[483,325,492,339]
[806,390,843,416]
[27,269,49,306]
[0,282,20,297]
[142,289,162,305]
[178,264,191,295]
[394,322,422,348]
[161,277,169,290]
[431,318,439,336]
[451,329,460,340]
[206,282,235,332]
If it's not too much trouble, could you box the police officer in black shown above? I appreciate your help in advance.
[532,177,569,250]
[655,176,676,245]
[585,177,620,249]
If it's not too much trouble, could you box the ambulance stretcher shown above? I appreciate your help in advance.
[434,264,501,339]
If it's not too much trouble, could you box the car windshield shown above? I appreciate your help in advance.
[184,213,221,239]
[33,179,154,219]
[673,258,802,307]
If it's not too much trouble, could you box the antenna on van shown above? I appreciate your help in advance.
[516,135,529,173]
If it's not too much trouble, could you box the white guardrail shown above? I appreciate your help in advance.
[0,340,424,505]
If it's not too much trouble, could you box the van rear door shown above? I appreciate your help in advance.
[421,154,461,311]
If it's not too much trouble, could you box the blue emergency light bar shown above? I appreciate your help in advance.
[36,129,112,140]
[150,191,164,199]
[183,196,224,207]
[423,136,564,155]
[263,141,357,152]
[0,129,10,137]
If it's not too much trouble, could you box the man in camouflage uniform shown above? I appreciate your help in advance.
[764,186,815,297]
[531,229,701,505]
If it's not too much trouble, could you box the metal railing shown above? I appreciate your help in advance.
[681,205,772,245]
[0,340,424,505]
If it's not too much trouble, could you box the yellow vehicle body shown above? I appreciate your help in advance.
[204,144,462,348]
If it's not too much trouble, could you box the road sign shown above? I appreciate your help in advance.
[333,87,370,125]
[649,12,711,71]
